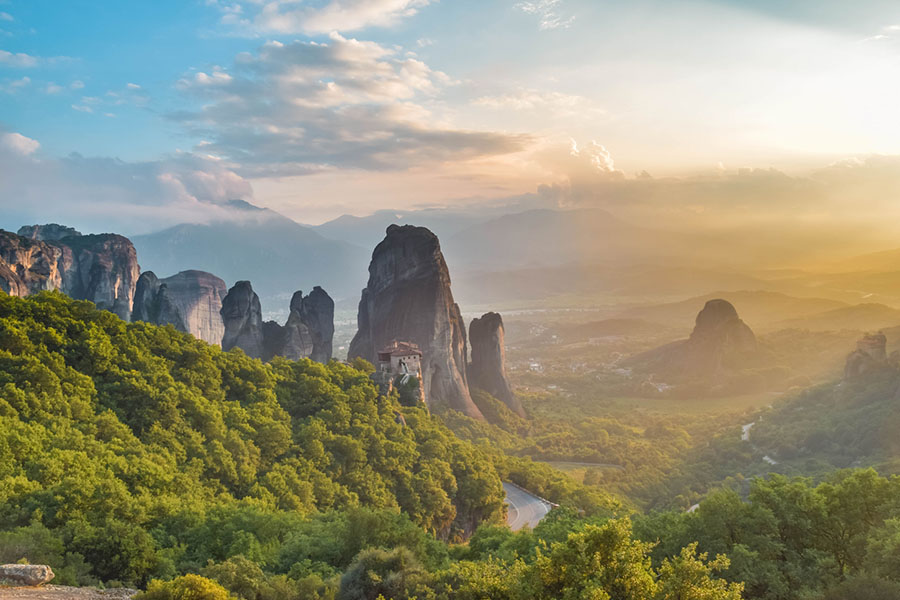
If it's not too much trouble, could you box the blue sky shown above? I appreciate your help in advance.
[2,0,900,230]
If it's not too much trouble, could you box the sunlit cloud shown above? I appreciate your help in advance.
[0,131,39,155]
[515,0,574,30]
[212,0,434,35]
[171,33,530,176]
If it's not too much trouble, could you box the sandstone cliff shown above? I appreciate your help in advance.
[221,280,265,358]
[0,228,139,321]
[18,223,82,241]
[133,270,227,345]
[349,225,483,419]
[468,312,524,417]
[221,281,334,362]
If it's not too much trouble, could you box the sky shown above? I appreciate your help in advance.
[2,0,900,232]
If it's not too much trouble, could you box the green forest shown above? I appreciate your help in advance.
[3,292,900,599]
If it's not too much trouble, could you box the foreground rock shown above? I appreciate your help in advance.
[469,312,525,417]
[220,281,265,358]
[0,228,139,321]
[132,270,227,346]
[0,585,136,599]
[0,564,54,586]
[844,332,890,379]
[349,225,483,419]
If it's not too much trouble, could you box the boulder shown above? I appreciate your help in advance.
[844,332,888,379]
[0,564,55,586]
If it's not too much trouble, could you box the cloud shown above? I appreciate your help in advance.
[213,0,434,35]
[70,80,84,90]
[0,75,30,93]
[475,89,602,116]
[45,82,63,94]
[126,82,141,89]
[0,131,39,155]
[0,131,257,235]
[172,34,530,176]
[515,0,574,30]
[0,11,12,21]
[0,49,38,67]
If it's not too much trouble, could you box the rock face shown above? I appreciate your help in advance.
[469,312,524,417]
[18,223,82,241]
[845,332,888,379]
[0,564,55,586]
[263,288,335,362]
[628,299,760,380]
[349,225,483,419]
[132,270,227,345]
[221,281,334,362]
[298,287,335,363]
[221,281,265,358]
[0,228,139,321]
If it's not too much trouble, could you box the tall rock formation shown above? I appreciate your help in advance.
[221,281,265,358]
[263,288,335,362]
[221,281,334,363]
[298,286,335,363]
[349,225,483,419]
[468,312,524,417]
[0,228,139,321]
[844,332,889,379]
[132,270,227,345]
[627,299,761,381]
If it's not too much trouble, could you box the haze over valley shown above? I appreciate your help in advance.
[4,1,900,599]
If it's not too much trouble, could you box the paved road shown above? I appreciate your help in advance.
[504,482,553,531]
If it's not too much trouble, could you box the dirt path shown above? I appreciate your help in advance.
[0,586,137,599]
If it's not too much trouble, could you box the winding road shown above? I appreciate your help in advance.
[504,482,554,531]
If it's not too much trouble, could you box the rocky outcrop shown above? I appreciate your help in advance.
[132,270,227,345]
[469,312,524,417]
[627,299,761,381]
[0,564,55,586]
[221,282,334,362]
[262,288,335,362]
[18,223,82,241]
[0,228,139,321]
[298,286,335,363]
[349,225,483,419]
[844,332,889,379]
[221,281,265,358]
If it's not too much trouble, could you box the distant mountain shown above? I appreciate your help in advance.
[617,291,849,331]
[132,201,368,308]
[778,303,900,332]
[313,207,500,252]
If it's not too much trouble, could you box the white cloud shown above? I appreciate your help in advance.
[70,80,84,90]
[0,75,30,93]
[515,0,574,30]
[0,132,39,155]
[45,82,63,94]
[0,11,12,21]
[126,82,141,89]
[475,89,602,116]
[0,49,38,67]
[0,136,256,235]
[71,104,93,113]
[214,0,434,34]
[172,34,529,175]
